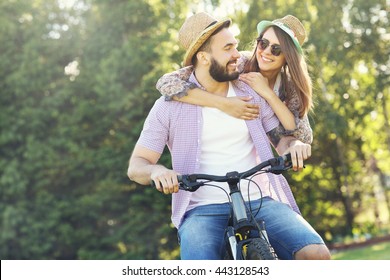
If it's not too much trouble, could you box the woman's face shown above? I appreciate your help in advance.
[256,27,286,74]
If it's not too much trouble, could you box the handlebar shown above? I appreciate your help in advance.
[151,154,293,191]
[179,153,292,192]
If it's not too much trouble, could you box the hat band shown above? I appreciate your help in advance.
[205,20,217,29]
[273,22,298,44]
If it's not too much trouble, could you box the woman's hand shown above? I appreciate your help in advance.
[240,72,274,100]
[218,96,260,120]
[285,139,312,171]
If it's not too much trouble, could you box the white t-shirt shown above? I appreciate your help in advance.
[188,82,271,210]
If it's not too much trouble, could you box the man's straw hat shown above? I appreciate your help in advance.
[257,15,306,54]
[179,12,231,66]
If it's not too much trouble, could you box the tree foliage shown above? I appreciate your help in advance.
[0,0,389,259]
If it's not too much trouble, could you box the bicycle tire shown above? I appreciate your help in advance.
[245,238,277,260]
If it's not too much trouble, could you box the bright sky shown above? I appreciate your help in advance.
[58,0,77,9]
[188,0,249,36]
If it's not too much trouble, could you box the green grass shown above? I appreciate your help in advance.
[331,241,390,260]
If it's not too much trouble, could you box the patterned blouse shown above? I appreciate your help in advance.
[156,55,313,144]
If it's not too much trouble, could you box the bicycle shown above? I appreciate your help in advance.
[155,153,293,260]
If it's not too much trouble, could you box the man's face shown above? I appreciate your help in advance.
[207,28,240,82]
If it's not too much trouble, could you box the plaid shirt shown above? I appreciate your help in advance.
[137,73,300,228]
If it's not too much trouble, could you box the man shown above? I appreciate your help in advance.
[128,12,330,260]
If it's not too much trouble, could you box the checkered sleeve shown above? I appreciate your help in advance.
[136,97,169,154]
[260,97,280,133]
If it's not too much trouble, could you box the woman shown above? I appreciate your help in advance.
[156,15,313,144]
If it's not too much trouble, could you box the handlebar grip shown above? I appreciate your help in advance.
[283,153,306,168]
[150,175,183,188]
[283,153,291,162]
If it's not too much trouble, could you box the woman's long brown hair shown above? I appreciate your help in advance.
[243,26,313,118]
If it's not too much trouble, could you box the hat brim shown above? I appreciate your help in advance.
[183,18,232,66]
[257,20,303,54]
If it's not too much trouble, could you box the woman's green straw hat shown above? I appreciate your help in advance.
[257,15,306,54]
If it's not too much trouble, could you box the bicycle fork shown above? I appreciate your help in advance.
[225,171,277,260]
[227,227,239,259]
[226,225,262,260]
[225,171,256,260]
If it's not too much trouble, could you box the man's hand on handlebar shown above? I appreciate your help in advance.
[150,166,180,194]
[285,140,311,171]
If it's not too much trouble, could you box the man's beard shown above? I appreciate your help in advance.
[209,58,239,82]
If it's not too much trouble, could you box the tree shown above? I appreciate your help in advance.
[0,0,190,259]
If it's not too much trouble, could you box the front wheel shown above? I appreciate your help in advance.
[245,238,277,260]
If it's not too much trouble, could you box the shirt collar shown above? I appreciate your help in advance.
[188,72,203,89]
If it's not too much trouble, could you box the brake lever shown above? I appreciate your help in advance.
[268,162,293,174]
[179,175,203,192]
[268,155,294,174]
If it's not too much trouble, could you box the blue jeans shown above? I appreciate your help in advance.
[178,197,325,260]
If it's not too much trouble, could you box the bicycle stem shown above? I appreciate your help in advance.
[226,171,248,223]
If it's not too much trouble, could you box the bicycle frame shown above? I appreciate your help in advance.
[178,154,292,260]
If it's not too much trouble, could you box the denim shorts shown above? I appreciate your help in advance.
[178,197,325,260]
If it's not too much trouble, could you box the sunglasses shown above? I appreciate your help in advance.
[257,38,282,56]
